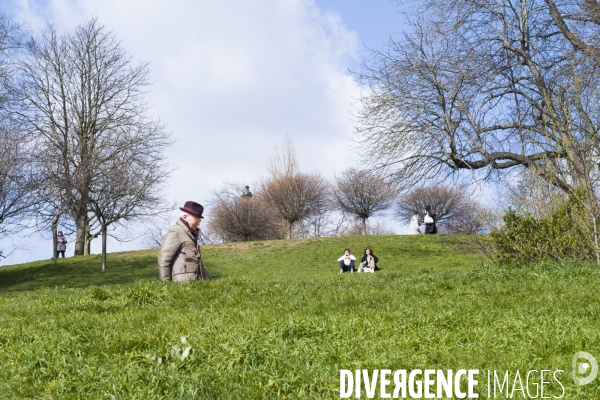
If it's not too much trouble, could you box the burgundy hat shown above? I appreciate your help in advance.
[180,201,204,219]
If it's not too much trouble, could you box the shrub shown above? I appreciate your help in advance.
[490,196,598,266]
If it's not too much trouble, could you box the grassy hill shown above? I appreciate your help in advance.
[0,235,598,399]
[0,234,481,292]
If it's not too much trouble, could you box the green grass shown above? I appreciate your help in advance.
[0,235,481,292]
[0,235,598,399]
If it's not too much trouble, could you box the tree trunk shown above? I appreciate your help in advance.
[51,215,59,264]
[84,221,91,255]
[74,213,87,255]
[287,222,292,240]
[101,224,107,271]
[361,218,367,235]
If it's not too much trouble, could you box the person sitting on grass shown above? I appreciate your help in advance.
[337,248,356,273]
[358,247,379,273]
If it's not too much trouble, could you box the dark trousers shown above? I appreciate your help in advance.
[339,260,354,272]
[424,223,437,234]
[56,251,65,258]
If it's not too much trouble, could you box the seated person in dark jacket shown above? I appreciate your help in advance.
[358,247,379,273]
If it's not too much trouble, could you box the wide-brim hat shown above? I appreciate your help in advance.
[180,201,204,219]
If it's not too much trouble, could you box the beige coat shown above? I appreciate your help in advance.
[157,220,210,282]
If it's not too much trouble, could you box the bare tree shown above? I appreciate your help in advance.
[0,128,34,240]
[261,173,330,239]
[396,185,488,234]
[444,203,496,235]
[260,137,331,239]
[501,168,566,219]
[295,207,351,238]
[143,218,172,249]
[267,134,299,179]
[208,184,284,242]
[544,0,600,67]
[341,220,395,236]
[0,13,24,111]
[0,15,30,258]
[356,0,600,201]
[19,18,172,257]
[90,150,173,270]
[332,168,396,235]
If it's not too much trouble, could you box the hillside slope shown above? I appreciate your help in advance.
[1,235,598,399]
[0,234,484,292]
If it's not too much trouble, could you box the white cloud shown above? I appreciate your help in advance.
[4,0,377,264]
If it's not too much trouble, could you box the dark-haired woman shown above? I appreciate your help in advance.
[56,231,67,258]
[423,205,437,234]
[358,248,379,273]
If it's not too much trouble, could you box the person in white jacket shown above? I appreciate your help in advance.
[408,211,421,234]
[337,248,356,273]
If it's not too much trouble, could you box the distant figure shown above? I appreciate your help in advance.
[337,248,356,273]
[358,247,379,273]
[56,231,67,258]
[423,205,437,234]
[158,201,211,282]
[408,211,421,234]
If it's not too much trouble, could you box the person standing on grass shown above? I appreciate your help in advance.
[56,231,67,258]
[337,248,356,273]
[408,211,421,234]
[158,201,211,282]
[358,247,379,272]
[423,205,437,234]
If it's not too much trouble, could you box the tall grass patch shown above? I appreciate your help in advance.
[0,260,598,398]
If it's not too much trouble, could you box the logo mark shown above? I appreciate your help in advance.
[572,351,598,385]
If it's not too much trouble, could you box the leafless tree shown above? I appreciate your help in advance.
[143,219,171,249]
[294,203,352,238]
[90,150,173,270]
[0,128,34,239]
[332,168,396,235]
[356,0,600,202]
[208,184,284,242]
[261,173,330,239]
[0,13,24,111]
[544,0,600,67]
[19,18,172,258]
[267,134,299,179]
[295,208,351,238]
[0,15,30,258]
[444,204,497,235]
[260,137,331,239]
[341,220,395,236]
[501,168,567,219]
[396,185,488,234]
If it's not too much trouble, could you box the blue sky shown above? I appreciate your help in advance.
[316,0,407,55]
[2,0,413,264]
